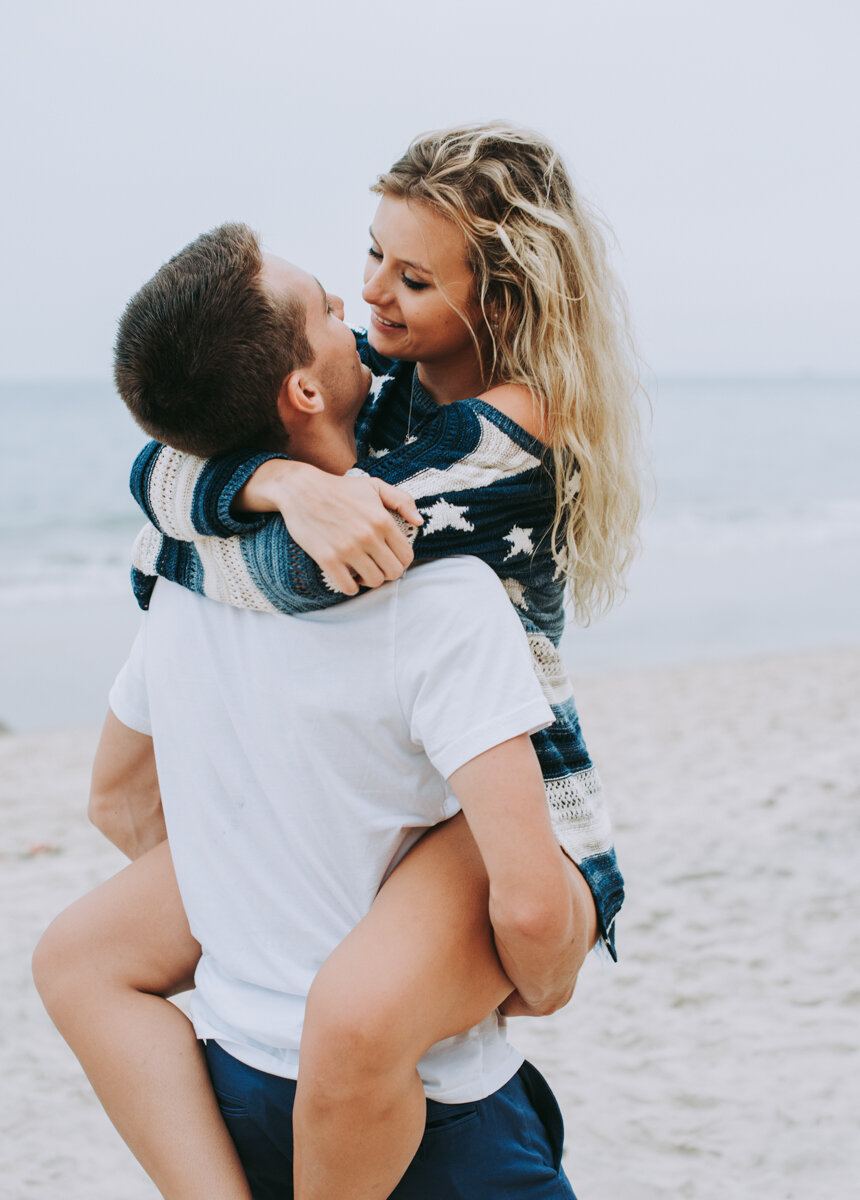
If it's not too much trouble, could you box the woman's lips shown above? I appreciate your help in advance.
[371,312,405,330]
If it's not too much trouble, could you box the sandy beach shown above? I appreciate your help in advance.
[2,647,859,1199]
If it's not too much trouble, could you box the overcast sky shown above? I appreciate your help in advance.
[2,0,857,379]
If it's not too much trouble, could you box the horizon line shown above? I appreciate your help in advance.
[2,370,860,387]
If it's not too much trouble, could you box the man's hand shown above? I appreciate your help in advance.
[449,735,598,1018]
[234,460,423,595]
[496,855,595,1016]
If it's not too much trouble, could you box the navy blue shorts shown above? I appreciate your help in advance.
[205,1040,576,1198]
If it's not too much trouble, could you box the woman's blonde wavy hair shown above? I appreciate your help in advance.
[373,122,645,624]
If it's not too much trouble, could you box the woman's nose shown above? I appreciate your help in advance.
[361,263,386,306]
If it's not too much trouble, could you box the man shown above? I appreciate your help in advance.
[36,225,592,1199]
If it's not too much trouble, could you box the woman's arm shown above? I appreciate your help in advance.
[233,459,423,595]
[131,443,421,598]
[130,401,557,620]
[128,328,419,596]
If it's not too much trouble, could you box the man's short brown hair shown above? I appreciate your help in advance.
[114,223,312,457]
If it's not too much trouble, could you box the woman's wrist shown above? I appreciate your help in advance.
[233,458,313,515]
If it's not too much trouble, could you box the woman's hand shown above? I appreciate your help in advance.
[235,459,423,594]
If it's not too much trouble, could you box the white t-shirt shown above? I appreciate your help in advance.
[109,557,553,1102]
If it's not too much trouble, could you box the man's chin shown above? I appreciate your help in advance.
[347,364,373,421]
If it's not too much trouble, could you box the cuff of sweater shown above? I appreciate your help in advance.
[209,452,291,536]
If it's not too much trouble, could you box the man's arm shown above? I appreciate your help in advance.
[449,733,598,1015]
[88,710,166,860]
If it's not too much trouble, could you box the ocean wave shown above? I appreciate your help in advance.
[0,564,133,607]
[646,499,860,552]
[2,499,859,605]
[0,511,142,536]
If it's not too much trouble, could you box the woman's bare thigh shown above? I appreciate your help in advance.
[308,812,513,1057]
[47,839,201,996]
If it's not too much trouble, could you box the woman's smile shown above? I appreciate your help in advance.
[370,311,406,330]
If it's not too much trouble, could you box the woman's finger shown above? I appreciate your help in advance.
[349,554,386,590]
[318,555,361,595]
[362,543,409,583]
[372,480,423,527]
[384,522,417,569]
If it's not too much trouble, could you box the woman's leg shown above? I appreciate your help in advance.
[293,811,516,1200]
[32,841,252,1200]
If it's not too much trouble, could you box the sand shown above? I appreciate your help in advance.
[2,648,859,1199]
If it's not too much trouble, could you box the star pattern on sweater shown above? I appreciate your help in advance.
[503,525,535,560]
[500,577,527,609]
[367,445,390,458]
[398,413,541,501]
[369,373,393,401]
[421,499,474,536]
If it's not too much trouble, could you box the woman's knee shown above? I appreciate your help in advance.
[32,902,105,1016]
[302,969,415,1093]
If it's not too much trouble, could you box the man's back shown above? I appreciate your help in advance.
[109,556,552,1099]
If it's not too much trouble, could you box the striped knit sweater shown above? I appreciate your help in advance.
[129,331,625,956]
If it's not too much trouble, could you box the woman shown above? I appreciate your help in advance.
[34,122,643,1199]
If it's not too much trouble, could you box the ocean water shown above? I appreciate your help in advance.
[563,374,860,674]
[0,381,145,605]
[1,377,858,729]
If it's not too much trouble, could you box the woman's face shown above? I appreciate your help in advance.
[362,195,484,366]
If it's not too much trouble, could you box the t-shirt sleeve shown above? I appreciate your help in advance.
[107,621,152,735]
[394,559,553,780]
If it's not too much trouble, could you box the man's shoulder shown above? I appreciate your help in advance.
[400,556,499,592]
[150,573,401,641]
[396,558,512,631]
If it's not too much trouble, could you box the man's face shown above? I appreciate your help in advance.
[260,254,371,424]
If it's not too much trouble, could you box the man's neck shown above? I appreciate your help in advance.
[286,422,357,475]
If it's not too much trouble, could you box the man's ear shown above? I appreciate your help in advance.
[276,369,324,426]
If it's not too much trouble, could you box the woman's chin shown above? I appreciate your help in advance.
[368,322,406,356]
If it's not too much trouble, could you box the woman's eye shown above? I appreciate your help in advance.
[367,246,427,290]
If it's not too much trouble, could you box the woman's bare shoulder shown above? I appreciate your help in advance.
[476,382,548,442]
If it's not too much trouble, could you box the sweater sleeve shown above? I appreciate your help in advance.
[129,328,393,540]
[130,441,288,538]
[129,402,558,619]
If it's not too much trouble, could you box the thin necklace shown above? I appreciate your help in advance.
[407,366,422,440]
